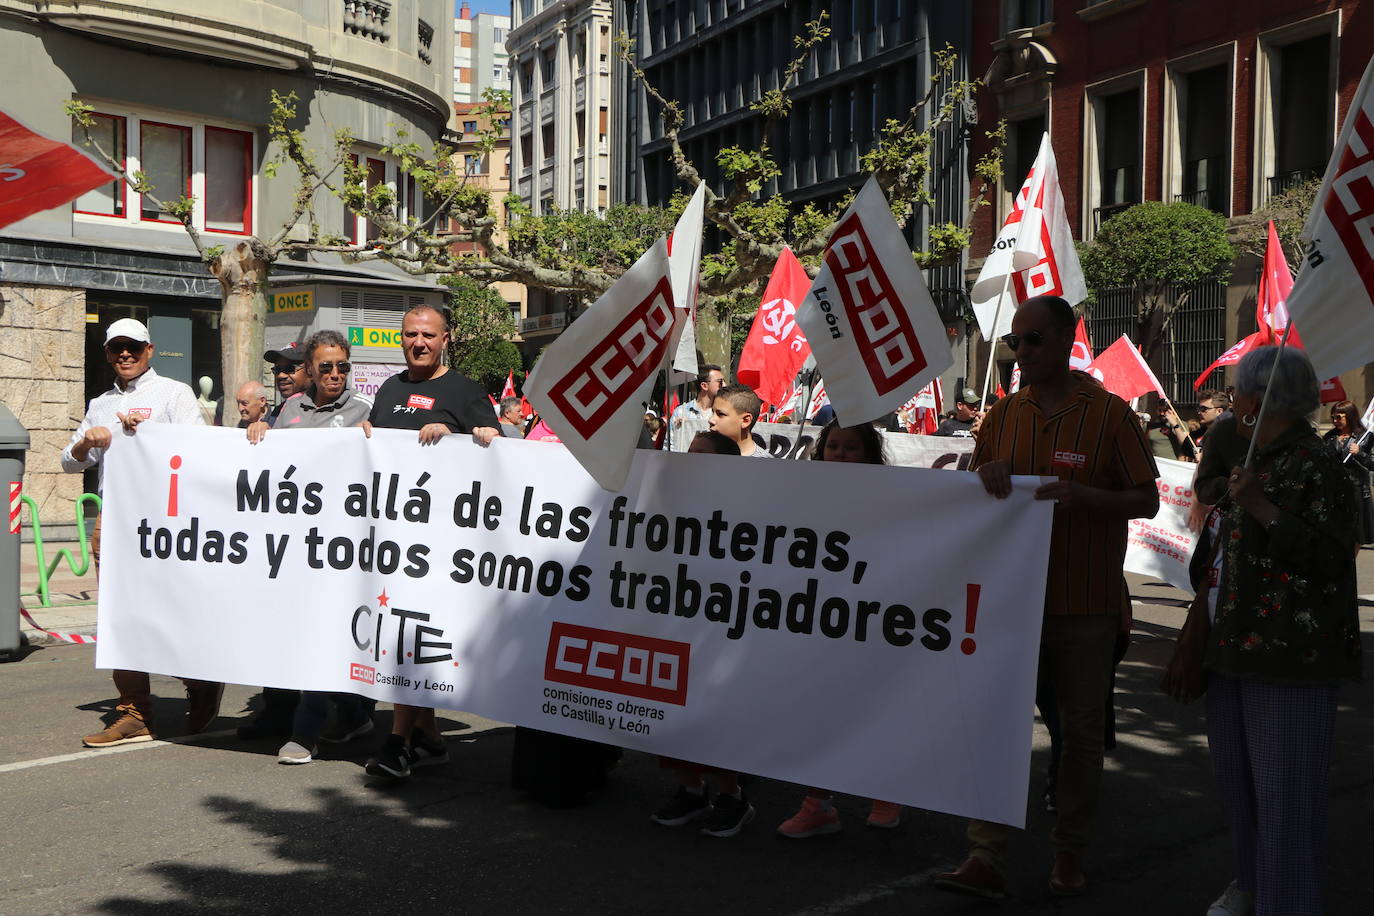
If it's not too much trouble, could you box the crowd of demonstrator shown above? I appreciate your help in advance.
[62,296,1361,916]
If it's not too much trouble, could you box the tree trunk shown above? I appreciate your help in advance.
[210,239,272,400]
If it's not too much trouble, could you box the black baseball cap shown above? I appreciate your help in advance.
[264,344,304,365]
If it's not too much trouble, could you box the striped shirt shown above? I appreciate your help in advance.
[971,376,1158,617]
[61,367,205,492]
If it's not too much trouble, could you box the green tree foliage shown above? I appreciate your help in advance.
[1079,201,1234,361]
[442,275,524,391]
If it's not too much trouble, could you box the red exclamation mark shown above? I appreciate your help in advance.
[961,583,981,655]
[167,456,182,517]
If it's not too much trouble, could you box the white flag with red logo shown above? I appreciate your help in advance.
[1009,363,1021,394]
[1194,333,1264,390]
[524,239,675,491]
[1085,335,1165,401]
[971,133,1086,340]
[806,380,831,420]
[1286,56,1374,380]
[898,379,941,434]
[793,177,953,425]
[1069,318,1094,370]
[737,247,813,405]
[0,109,120,229]
[500,371,517,400]
[664,182,707,382]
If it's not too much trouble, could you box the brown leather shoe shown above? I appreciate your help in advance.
[185,682,225,734]
[83,711,154,748]
[1049,850,1087,896]
[934,855,1005,899]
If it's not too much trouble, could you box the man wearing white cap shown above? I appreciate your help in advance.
[60,317,224,747]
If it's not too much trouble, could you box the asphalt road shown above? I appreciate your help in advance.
[2,577,1371,915]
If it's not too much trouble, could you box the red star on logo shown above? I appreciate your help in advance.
[377,589,389,608]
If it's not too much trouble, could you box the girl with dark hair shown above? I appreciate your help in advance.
[1323,399,1374,547]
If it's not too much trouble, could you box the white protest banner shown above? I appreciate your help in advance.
[1125,457,1198,595]
[795,177,953,426]
[524,239,675,491]
[671,417,974,469]
[98,425,1051,827]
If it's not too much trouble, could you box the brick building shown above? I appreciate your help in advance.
[970,0,1374,405]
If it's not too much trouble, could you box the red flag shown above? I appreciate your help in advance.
[737,247,812,405]
[1069,318,1094,370]
[487,393,498,407]
[1085,335,1165,401]
[1195,333,1264,390]
[519,396,533,419]
[995,382,1007,399]
[1320,376,1348,404]
[1256,221,1301,347]
[0,110,119,229]
[501,371,517,399]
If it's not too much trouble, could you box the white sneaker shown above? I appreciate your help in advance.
[1206,881,1254,916]
[277,739,315,765]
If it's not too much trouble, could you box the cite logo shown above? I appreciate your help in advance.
[544,622,690,706]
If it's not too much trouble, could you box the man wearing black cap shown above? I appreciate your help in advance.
[264,344,310,423]
[934,389,981,437]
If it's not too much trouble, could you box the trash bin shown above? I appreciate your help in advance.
[0,403,30,659]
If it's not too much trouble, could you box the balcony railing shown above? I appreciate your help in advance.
[417,18,433,64]
[1173,188,1225,213]
[1093,201,1134,231]
[1267,168,1321,199]
[343,0,390,42]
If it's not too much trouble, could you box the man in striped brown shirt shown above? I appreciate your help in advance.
[936,295,1159,899]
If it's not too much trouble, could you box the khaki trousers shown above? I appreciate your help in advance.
[967,614,1120,874]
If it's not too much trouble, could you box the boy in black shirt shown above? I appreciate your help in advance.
[361,305,499,779]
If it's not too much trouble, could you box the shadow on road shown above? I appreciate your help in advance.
[86,617,1373,915]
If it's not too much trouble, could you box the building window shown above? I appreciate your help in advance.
[520,133,533,170]
[1256,15,1337,206]
[519,59,534,96]
[494,27,507,43]
[541,47,556,86]
[1007,0,1051,31]
[463,120,478,134]
[204,127,252,234]
[1178,65,1229,214]
[139,122,191,223]
[1272,36,1332,193]
[541,123,555,163]
[343,151,418,246]
[72,113,125,217]
[72,106,254,235]
[1085,78,1144,233]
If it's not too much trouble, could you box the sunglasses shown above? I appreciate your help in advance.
[106,341,148,356]
[315,361,351,376]
[1000,330,1045,352]
[273,363,302,375]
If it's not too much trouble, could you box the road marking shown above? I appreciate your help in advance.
[0,727,238,774]
[788,866,943,915]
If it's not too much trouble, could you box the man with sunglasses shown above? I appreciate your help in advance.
[936,295,1159,900]
[246,329,375,763]
[61,317,224,747]
[264,344,310,423]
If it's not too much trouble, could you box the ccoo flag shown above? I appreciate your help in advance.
[971,133,1086,339]
[793,177,953,425]
[737,246,813,405]
[524,239,675,491]
[1286,56,1374,380]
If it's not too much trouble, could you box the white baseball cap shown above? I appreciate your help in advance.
[104,318,151,345]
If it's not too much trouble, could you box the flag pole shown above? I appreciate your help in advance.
[795,368,819,442]
[1242,328,1293,469]
[1158,391,1201,458]
[980,271,1015,406]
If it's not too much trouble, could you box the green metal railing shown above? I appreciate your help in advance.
[19,493,101,608]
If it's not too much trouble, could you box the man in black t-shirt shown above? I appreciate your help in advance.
[934,388,981,437]
[361,304,499,780]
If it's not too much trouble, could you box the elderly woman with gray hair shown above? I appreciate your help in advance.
[1200,346,1362,916]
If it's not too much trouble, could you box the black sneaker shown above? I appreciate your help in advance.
[319,716,374,744]
[408,728,449,768]
[700,792,755,837]
[236,715,294,740]
[650,787,711,826]
[364,733,411,779]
